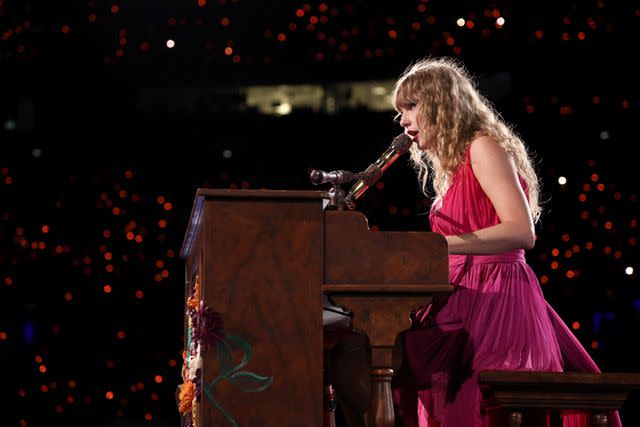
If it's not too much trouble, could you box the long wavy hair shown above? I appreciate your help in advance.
[392,57,541,222]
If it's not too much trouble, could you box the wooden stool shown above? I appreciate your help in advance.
[479,371,640,427]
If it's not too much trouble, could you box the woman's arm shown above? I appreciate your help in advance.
[445,135,536,255]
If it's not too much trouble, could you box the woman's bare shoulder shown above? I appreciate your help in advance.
[468,135,509,165]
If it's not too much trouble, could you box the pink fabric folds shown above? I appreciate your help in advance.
[392,149,622,427]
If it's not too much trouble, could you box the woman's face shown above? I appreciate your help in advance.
[397,102,430,151]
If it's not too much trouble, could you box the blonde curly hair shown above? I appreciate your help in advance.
[392,57,541,222]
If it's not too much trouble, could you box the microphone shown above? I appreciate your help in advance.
[309,169,358,186]
[345,133,413,209]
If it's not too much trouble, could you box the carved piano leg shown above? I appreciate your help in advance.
[368,368,395,427]
[592,412,608,427]
[508,410,523,427]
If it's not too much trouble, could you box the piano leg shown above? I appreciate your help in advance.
[368,368,395,427]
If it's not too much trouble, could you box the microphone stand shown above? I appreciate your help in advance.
[310,134,412,211]
[309,169,361,210]
[328,185,347,211]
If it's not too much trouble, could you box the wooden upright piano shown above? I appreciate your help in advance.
[179,189,451,427]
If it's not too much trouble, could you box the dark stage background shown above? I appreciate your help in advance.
[1,1,640,426]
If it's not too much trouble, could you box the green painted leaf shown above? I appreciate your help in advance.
[229,371,274,392]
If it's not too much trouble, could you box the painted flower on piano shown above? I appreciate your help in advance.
[178,275,273,427]
[191,301,225,350]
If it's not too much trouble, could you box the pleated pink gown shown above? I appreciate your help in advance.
[393,150,622,427]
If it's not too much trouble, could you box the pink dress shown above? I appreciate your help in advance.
[392,149,622,427]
